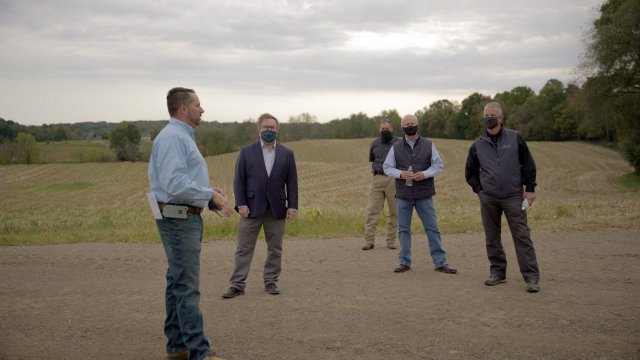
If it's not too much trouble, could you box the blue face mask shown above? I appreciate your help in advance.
[261,129,277,143]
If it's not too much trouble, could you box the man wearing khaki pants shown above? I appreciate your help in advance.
[363,119,398,250]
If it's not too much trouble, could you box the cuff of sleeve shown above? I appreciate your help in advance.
[525,185,536,193]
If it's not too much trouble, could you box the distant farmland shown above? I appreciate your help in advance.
[0,138,638,245]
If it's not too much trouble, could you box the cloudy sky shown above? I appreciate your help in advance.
[0,0,602,125]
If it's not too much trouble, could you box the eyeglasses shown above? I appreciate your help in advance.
[261,125,277,130]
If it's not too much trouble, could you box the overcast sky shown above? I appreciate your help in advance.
[0,0,602,125]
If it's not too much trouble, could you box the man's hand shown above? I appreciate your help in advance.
[400,171,414,180]
[238,206,250,218]
[401,171,426,181]
[523,192,536,206]
[412,172,426,181]
[212,189,233,217]
[286,209,296,221]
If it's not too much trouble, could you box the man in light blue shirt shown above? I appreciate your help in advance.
[383,114,457,275]
[148,87,230,360]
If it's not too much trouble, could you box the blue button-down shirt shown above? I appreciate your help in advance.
[148,118,213,208]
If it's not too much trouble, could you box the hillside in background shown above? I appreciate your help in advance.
[0,138,638,245]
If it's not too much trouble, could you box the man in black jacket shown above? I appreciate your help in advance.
[465,101,540,293]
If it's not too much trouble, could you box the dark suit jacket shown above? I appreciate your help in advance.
[234,141,298,219]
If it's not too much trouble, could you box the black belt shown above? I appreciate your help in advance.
[158,203,203,215]
[373,171,385,175]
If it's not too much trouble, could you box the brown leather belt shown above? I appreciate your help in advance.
[158,203,203,215]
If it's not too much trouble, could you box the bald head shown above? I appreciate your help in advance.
[401,114,418,127]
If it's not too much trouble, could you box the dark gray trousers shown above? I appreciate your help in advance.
[229,209,285,291]
[479,192,540,282]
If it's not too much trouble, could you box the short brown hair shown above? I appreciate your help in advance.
[167,87,195,116]
[257,113,279,130]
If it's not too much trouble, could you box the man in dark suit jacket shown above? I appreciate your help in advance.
[222,113,298,298]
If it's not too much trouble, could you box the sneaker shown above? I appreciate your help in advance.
[221,287,244,299]
[484,274,506,286]
[265,283,280,295]
[362,243,374,250]
[394,264,411,273]
[525,280,540,293]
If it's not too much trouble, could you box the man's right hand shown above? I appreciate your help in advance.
[212,190,233,217]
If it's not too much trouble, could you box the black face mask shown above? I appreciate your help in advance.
[484,116,499,129]
[380,130,393,142]
[402,125,418,136]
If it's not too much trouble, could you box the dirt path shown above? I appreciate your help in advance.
[1,230,639,359]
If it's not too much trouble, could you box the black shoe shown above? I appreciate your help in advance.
[525,280,540,293]
[435,264,457,274]
[394,264,411,273]
[265,283,280,295]
[484,274,507,286]
[221,287,244,299]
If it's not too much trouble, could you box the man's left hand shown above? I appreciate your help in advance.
[413,172,426,181]
[286,209,296,221]
[524,192,536,206]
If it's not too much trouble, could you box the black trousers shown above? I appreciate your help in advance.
[479,192,540,282]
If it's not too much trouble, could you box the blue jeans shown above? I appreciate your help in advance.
[396,197,447,268]
[156,214,213,360]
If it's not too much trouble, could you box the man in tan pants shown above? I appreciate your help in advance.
[363,120,398,250]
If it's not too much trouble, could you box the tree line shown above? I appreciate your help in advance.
[1,0,638,172]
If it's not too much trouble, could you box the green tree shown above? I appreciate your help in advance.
[197,130,232,156]
[14,132,40,164]
[581,0,640,172]
[416,100,459,138]
[288,113,318,140]
[0,118,18,144]
[556,83,584,140]
[109,122,141,161]
[452,93,492,139]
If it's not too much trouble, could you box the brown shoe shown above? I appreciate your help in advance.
[167,350,188,359]
[362,243,374,250]
[386,243,397,249]
[435,264,457,274]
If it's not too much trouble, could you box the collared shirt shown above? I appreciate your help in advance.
[383,136,444,179]
[261,139,277,177]
[148,118,213,208]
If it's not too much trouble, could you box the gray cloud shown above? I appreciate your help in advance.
[0,0,602,124]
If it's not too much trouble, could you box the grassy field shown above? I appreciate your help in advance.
[1,138,638,245]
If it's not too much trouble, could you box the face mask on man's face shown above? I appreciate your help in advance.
[380,130,393,142]
[261,130,277,143]
[402,125,418,136]
[484,116,499,129]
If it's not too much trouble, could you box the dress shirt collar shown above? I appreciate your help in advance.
[170,118,195,140]
[260,139,277,150]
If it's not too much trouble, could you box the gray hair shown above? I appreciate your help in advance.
[484,102,503,115]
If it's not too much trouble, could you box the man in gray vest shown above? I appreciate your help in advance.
[383,114,457,274]
[362,119,398,251]
[465,101,540,293]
